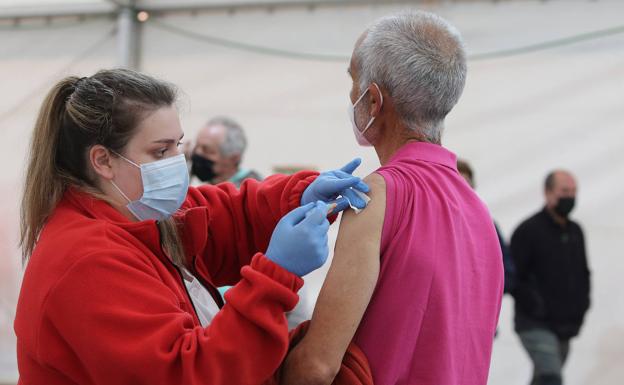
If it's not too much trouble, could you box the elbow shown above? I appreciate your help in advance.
[318,361,341,384]
[283,358,340,385]
[303,362,340,385]
[282,343,342,385]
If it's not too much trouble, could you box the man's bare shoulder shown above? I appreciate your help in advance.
[363,172,386,198]
[337,172,386,246]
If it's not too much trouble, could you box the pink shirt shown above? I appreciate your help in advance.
[354,142,504,385]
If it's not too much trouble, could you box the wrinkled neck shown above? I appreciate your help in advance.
[375,125,434,165]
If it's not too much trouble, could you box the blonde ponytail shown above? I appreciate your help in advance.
[20,77,80,261]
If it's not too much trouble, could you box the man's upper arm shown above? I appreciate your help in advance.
[290,172,386,377]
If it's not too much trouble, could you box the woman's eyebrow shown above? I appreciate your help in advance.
[152,134,184,144]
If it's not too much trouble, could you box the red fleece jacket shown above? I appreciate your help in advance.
[14,172,317,385]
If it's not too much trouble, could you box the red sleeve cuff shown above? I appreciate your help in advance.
[286,173,319,213]
[250,253,304,293]
[286,172,339,224]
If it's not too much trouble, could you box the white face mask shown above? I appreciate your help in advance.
[110,153,189,221]
[348,83,383,147]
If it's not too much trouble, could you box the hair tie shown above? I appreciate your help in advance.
[74,76,89,88]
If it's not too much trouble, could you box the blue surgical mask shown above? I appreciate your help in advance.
[110,152,189,221]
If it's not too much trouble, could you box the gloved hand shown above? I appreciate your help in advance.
[265,201,330,277]
[301,158,370,214]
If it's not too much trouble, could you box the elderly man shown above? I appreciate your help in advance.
[190,116,261,186]
[511,170,590,385]
[281,11,504,385]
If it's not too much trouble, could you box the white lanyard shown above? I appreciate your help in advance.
[181,268,221,327]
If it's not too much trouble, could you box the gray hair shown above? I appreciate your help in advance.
[354,10,467,143]
[206,116,247,160]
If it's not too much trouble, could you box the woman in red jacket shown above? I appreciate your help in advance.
[14,69,369,385]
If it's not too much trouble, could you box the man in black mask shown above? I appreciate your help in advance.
[190,116,262,187]
[511,170,591,385]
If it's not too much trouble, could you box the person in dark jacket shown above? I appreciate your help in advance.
[511,170,591,385]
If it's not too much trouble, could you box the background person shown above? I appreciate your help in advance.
[511,170,591,385]
[190,116,262,186]
[457,158,516,294]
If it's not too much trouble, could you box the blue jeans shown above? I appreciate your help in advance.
[518,328,570,385]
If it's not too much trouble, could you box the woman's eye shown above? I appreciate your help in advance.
[155,148,167,158]
[177,141,183,148]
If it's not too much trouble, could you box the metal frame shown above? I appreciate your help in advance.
[0,0,422,20]
[0,0,444,69]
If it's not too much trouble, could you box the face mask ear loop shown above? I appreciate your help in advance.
[374,83,384,108]
[110,180,132,204]
[353,87,370,108]
[108,148,140,204]
[360,83,384,135]
[110,150,141,169]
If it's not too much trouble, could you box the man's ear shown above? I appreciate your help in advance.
[89,145,115,180]
[368,83,384,118]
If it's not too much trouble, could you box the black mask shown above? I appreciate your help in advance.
[554,197,575,217]
[191,154,217,182]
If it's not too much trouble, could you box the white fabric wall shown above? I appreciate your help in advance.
[1,0,623,383]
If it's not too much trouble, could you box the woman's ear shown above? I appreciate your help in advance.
[89,145,115,180]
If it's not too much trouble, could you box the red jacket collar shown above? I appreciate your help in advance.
[63,187,208,262]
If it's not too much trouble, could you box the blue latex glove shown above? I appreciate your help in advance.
[301,158,370,214]
[265,201,330,277]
